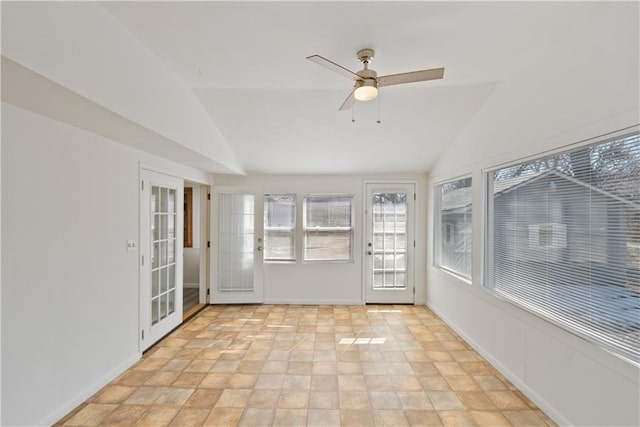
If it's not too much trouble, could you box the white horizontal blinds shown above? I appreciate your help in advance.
[264,194,296,262]
[438,178,472,279]
[486,133,640,363]
[219,193,255,292]
[304,195,354,261]
[372,193,408,289]
[150,186,177,326]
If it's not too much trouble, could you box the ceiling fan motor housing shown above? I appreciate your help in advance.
[357,48,375,64]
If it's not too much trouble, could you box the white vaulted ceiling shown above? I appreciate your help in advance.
[5,2,636,175]
[102,1,601,175]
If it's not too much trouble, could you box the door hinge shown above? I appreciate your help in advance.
[141,255,144,265]
[413,287,416,295]
[413,240,416,248]
[207,241,210,248]
[207,288,210,295]
[413,193,416,201]
[141,329,145,340]
[141,181,144,191]
[208,193,211,200]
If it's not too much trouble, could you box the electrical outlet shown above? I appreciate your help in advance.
[127,240,137,251]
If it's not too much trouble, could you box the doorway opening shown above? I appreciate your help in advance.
[183,181,208,319]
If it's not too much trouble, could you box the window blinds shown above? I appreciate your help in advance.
[264,194,296,262]
[437,178,473,279]
[304,196,354,261]
[486,133,640,364]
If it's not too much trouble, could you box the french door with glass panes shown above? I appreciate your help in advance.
[211,189,264,304]
[140,169,183,351]
[365,183,415,303]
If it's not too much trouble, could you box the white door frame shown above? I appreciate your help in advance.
[139,168,184,351]
[199,184,210,304]
[210,187,264,304]
[363,180,416,304]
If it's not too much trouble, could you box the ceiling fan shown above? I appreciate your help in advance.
[307,48,445,111]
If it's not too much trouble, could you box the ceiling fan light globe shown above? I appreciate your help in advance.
[354,85,378,101]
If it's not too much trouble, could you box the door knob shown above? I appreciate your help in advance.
[256,246,263,251]
[367,251,372,255]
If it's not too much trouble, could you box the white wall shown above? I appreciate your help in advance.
[425,3,640,425]
[1,103,209,426]
[212,174,426,305]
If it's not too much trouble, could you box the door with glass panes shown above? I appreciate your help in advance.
[140,169,183,351]
[210,189,264,304]
[365,183,415,303]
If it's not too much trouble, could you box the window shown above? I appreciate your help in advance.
[304,195,354,262]
[436,177,472,280]
[264,194,296,262]
[486,132,640,364]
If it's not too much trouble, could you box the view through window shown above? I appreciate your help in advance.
[486,132,640,363]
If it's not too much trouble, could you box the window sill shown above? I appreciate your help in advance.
[435,265,472,285]
[302,259,355,265]
[264,260,297,265]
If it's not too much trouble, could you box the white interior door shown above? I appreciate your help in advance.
[140,169,183,351]
[365,183,415,303]
[211,189,264,303]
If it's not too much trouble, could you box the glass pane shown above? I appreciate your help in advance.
[152,242,159,269]
[305,230,352,261]
[160,267,168,293]
[168,214,175,240]
[151,298,159,325]
[168,264,175,290]
[374,254,383,269]
[168,189,175,213]
[384,272,395,287]
[384,254,395,269]
[371,192,408,289]
[439,178,472,278]
[160,294,167,320]
[218,193,255,292]
[160,188,168,213]
[153,214,160,241]
[168,238,175,264]
[373,272,383,288]
[264,230,295,261]
[265,195,296,227]
[373,234,383,250]
[161,215,168,240]
[305,196,353,227]
[151,187,159,213]
[168,290,175,315]
[160,241,167,266]
[152,269,159,298]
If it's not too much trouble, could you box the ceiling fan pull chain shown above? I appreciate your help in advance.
[377,90,381,124]
[352,102,356,123]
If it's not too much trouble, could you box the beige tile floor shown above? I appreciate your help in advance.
[57,305,557,426]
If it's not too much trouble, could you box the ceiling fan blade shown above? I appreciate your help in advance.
[307,54,361,81]
[338,88,356,111]
[378,67,445,87]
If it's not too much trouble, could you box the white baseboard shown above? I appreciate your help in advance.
[184,282,199,289]
[263,299,364,305]
[426,302,570,427]
[40,353,141,427]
